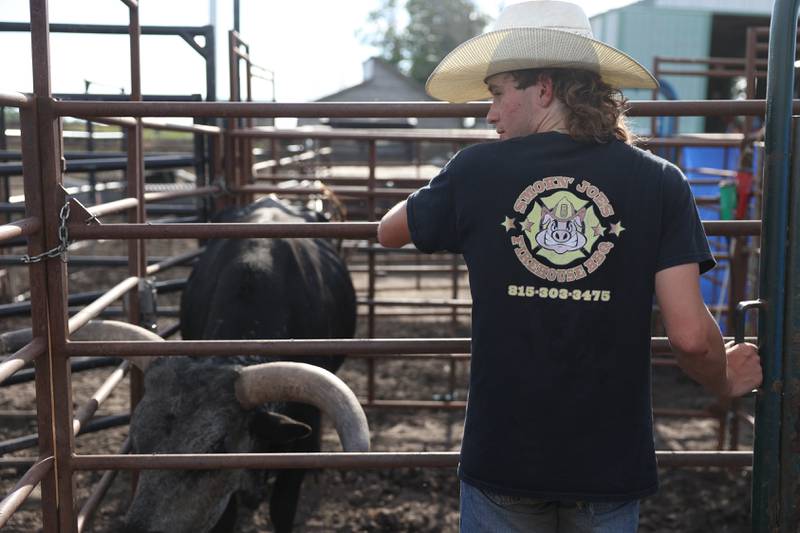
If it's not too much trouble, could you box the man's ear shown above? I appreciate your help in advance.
[537,76,556,107]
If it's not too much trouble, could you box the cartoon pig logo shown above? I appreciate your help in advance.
[535,200,587,254]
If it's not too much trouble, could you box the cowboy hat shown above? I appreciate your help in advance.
[425,0,658,103]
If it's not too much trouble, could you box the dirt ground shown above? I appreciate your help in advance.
[0,236,756,533]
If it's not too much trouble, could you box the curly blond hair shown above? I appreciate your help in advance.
[510,68,635,144]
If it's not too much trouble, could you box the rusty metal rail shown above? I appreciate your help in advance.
[0,217,41,242]
[0,337,47,386]
[0,91,32,108]
[66,220,761,241]
[243,183,724,203]
[83,186,222,219]
[68,221,379,240]
[90,116,221,135]
[64,336,755,358]
[86,198,139,219]
[234,184,414,199]
[0,456,54,528]
[68,277,139,334]
[70,450,753,471]
[51,99,800,118]
[72,361,130,435]
[76,439,130,533]
[234,126,746,149]
[65,251,201,335]
[143,185,220,203]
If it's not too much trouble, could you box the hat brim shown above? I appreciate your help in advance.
[425,28,658,103]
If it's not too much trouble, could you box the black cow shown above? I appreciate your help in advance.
[123,196,364,533]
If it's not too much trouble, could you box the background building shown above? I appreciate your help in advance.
[591,0,772,133]
[300,57,465,162]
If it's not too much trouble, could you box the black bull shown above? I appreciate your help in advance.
[123,197,358,533]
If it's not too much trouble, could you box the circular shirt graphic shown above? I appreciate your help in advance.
[502,176,624,283]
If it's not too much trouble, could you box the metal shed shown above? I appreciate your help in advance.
[591,0,772,133]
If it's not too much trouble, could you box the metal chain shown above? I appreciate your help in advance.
[21,200,71,264]
[212,177,230,197]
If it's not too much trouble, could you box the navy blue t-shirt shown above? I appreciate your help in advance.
[406,132,714,501]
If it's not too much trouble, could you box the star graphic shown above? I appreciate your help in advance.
[592,224,605,237]
[610,222,626,236]
[521,219,534,232]
[501,216,516,232]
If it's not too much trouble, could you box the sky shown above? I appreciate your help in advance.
[0,0,640,104]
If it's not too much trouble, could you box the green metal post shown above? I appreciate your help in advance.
[781,118,800,532]
[752,0,798,530]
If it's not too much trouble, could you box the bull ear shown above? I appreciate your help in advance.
[252,411,312,445]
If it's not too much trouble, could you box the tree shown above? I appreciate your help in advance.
[362,0,490,86]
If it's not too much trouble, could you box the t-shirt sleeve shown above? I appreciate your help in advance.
[406,155,462,254]
[656,165,716,274]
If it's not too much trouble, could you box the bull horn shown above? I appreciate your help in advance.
[0,327,33,355]
[0,320,161,371]
[235,362,370,452]
[72,320,163,371]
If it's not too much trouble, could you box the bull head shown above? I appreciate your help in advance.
[61,321,369,533]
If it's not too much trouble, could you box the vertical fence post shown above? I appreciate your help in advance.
[745,27,758,136]
[125,0,146,426]
[245,47,254,204]
[0,105,9,301]
[29,0,76,530]
[203,24,217,215]
[367,139,377,405]
[19,104,58,533]
[780,118,800,531]
[0,106,6,151]
[270,137,279,180]
[650,57,660,136]
[227,30,240,207]
[85,118,97,204]
[752,0,799,530]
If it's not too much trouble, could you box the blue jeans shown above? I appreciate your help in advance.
[460,480,640,532]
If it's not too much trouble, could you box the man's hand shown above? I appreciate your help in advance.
[723,341,763,398]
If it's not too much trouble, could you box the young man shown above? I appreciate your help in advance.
[377,1,763,531]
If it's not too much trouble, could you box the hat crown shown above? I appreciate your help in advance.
[493,1,593,39]
[425,0,658,102]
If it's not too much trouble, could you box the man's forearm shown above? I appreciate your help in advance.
[673,310,729,398]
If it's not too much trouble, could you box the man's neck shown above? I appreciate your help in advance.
[535,101,569,134]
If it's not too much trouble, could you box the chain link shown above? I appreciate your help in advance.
[21,200,71,264]
[212,178,230,197]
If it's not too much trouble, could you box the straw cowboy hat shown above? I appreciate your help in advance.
[425,0,658,103]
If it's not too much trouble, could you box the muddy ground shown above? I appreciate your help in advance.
[0,235,755,533]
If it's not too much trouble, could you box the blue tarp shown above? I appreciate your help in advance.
[681,145,744,334]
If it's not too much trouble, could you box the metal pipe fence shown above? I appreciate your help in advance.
[0,92,32,108]
[0,217,40,241]
[62,336,755,358]
[0,127,766,531]
[49,98,800,118]
[71,450,753,471]
[0,456,54,529]
[0,1,784,530]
